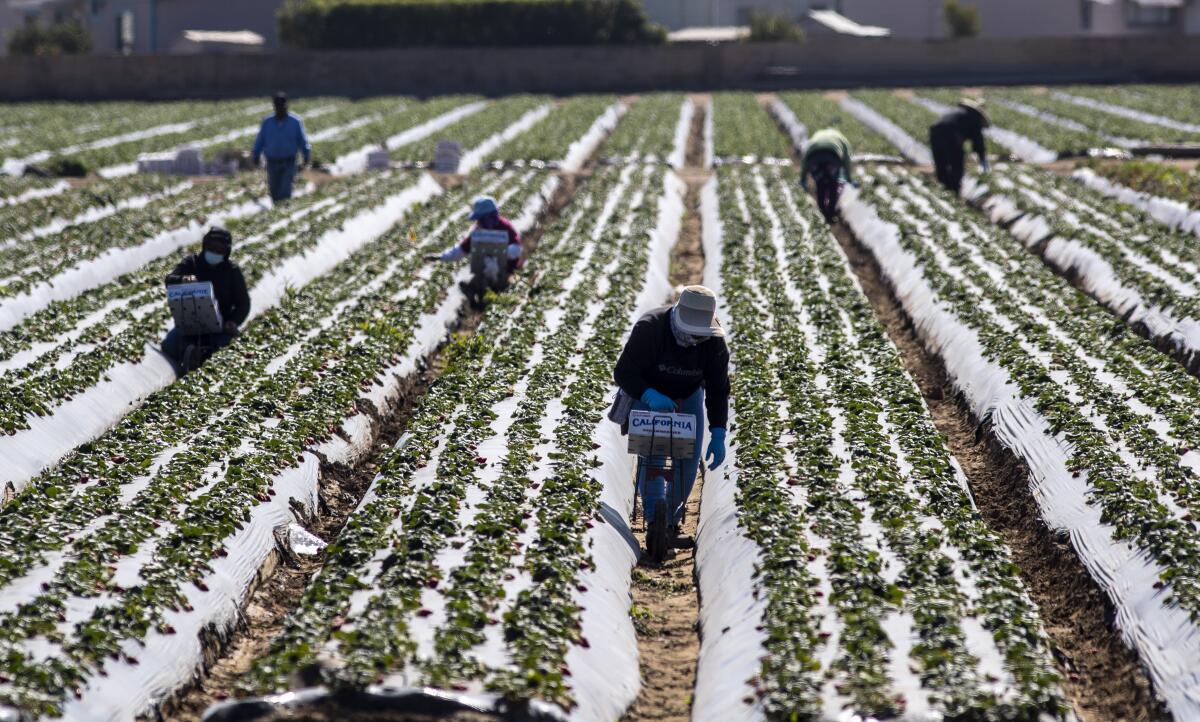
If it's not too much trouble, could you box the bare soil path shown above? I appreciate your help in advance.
[622,93,710,722]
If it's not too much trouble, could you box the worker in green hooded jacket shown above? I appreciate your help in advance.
[801,127,855,223]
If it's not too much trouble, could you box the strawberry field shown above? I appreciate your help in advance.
[1,84,1200,722]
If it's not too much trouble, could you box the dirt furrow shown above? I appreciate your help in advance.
[622,94,709,722]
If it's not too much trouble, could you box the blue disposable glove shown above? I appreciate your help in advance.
[640,388,677,413]
[706,427,726,469]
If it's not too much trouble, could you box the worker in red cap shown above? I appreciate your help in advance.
[430,195,523,305]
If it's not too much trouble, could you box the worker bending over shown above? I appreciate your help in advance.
[801,127,855,223]
[252,91,311,203]
[929,98,990,193]
[614,286,730,551]
[431,196,523,305]
[161,226,250,365]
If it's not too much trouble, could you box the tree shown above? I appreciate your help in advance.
[747,10,804,43]
[943,0,980,38]
[8,21,92,56]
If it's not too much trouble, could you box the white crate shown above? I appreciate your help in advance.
[434,139,462,173]
[469,229,510,281]
[367,148,391,170]
[174,147,204,175]
[137,154,176,174]
[167,281,224,335]
[627,411,697,459]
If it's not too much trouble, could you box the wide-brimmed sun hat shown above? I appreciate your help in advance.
[675,285,725,338]
[469,196,499,220]
[958,97,991,128]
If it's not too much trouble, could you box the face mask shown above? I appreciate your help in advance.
[203,250,226,266]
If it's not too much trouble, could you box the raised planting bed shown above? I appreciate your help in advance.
[843,164,1200,719]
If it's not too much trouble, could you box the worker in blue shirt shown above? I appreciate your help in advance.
[251,91,311,203]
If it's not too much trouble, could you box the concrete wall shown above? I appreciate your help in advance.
[1,35,1199,100]
[86,0,152,54]
[82,0,280,54]
[0,3,19,57]
[974,0,1082,38]
[840,0,942,38]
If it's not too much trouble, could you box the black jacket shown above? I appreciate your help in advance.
[614,306,730,428]
[164,253,251,326]
[932,107,987,164]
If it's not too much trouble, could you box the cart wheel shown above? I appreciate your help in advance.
[646,502,669,564]
[181,344,199,373]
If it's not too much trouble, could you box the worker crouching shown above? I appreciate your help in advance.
[430,196,522,306]
[161,226,250,370]
[801,127,856,224]
[930,98,991,193]
[614,286,730,555]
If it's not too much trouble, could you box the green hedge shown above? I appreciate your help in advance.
[278,0,666,49]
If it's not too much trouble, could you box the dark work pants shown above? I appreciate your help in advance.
[161,328,234,364]
[930,127,965,193]
[266,158,297,202]
[806,150,843,222]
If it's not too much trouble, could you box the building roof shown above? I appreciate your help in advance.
[806,9,891,37]
[181,29,265,46]
[667,26,750,43]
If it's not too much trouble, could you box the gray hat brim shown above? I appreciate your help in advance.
[676,306,725,337]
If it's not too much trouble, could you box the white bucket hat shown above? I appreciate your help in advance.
[674,285,724,338]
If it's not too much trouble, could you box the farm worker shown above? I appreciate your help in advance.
[801,127,856,223]
[929,98,990,194]
[251,91,311,203]
[161,226,250,364]
[428,196,523,304]
[614,286,730,552]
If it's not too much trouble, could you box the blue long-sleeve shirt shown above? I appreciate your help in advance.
[252,112,311,163]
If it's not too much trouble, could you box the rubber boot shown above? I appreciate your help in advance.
[643,474,669,563]
[669,524,695,550]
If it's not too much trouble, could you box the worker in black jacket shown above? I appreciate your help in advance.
[929,98,991,193]
[614,286,730,552]
[161,226,251,365]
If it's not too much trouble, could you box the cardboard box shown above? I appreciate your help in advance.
[167,281,224,335]
[627,411,698,458]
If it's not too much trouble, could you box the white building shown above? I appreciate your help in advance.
[1,0,281,55]
[840,0,1199,38]
[642,0,821,29]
